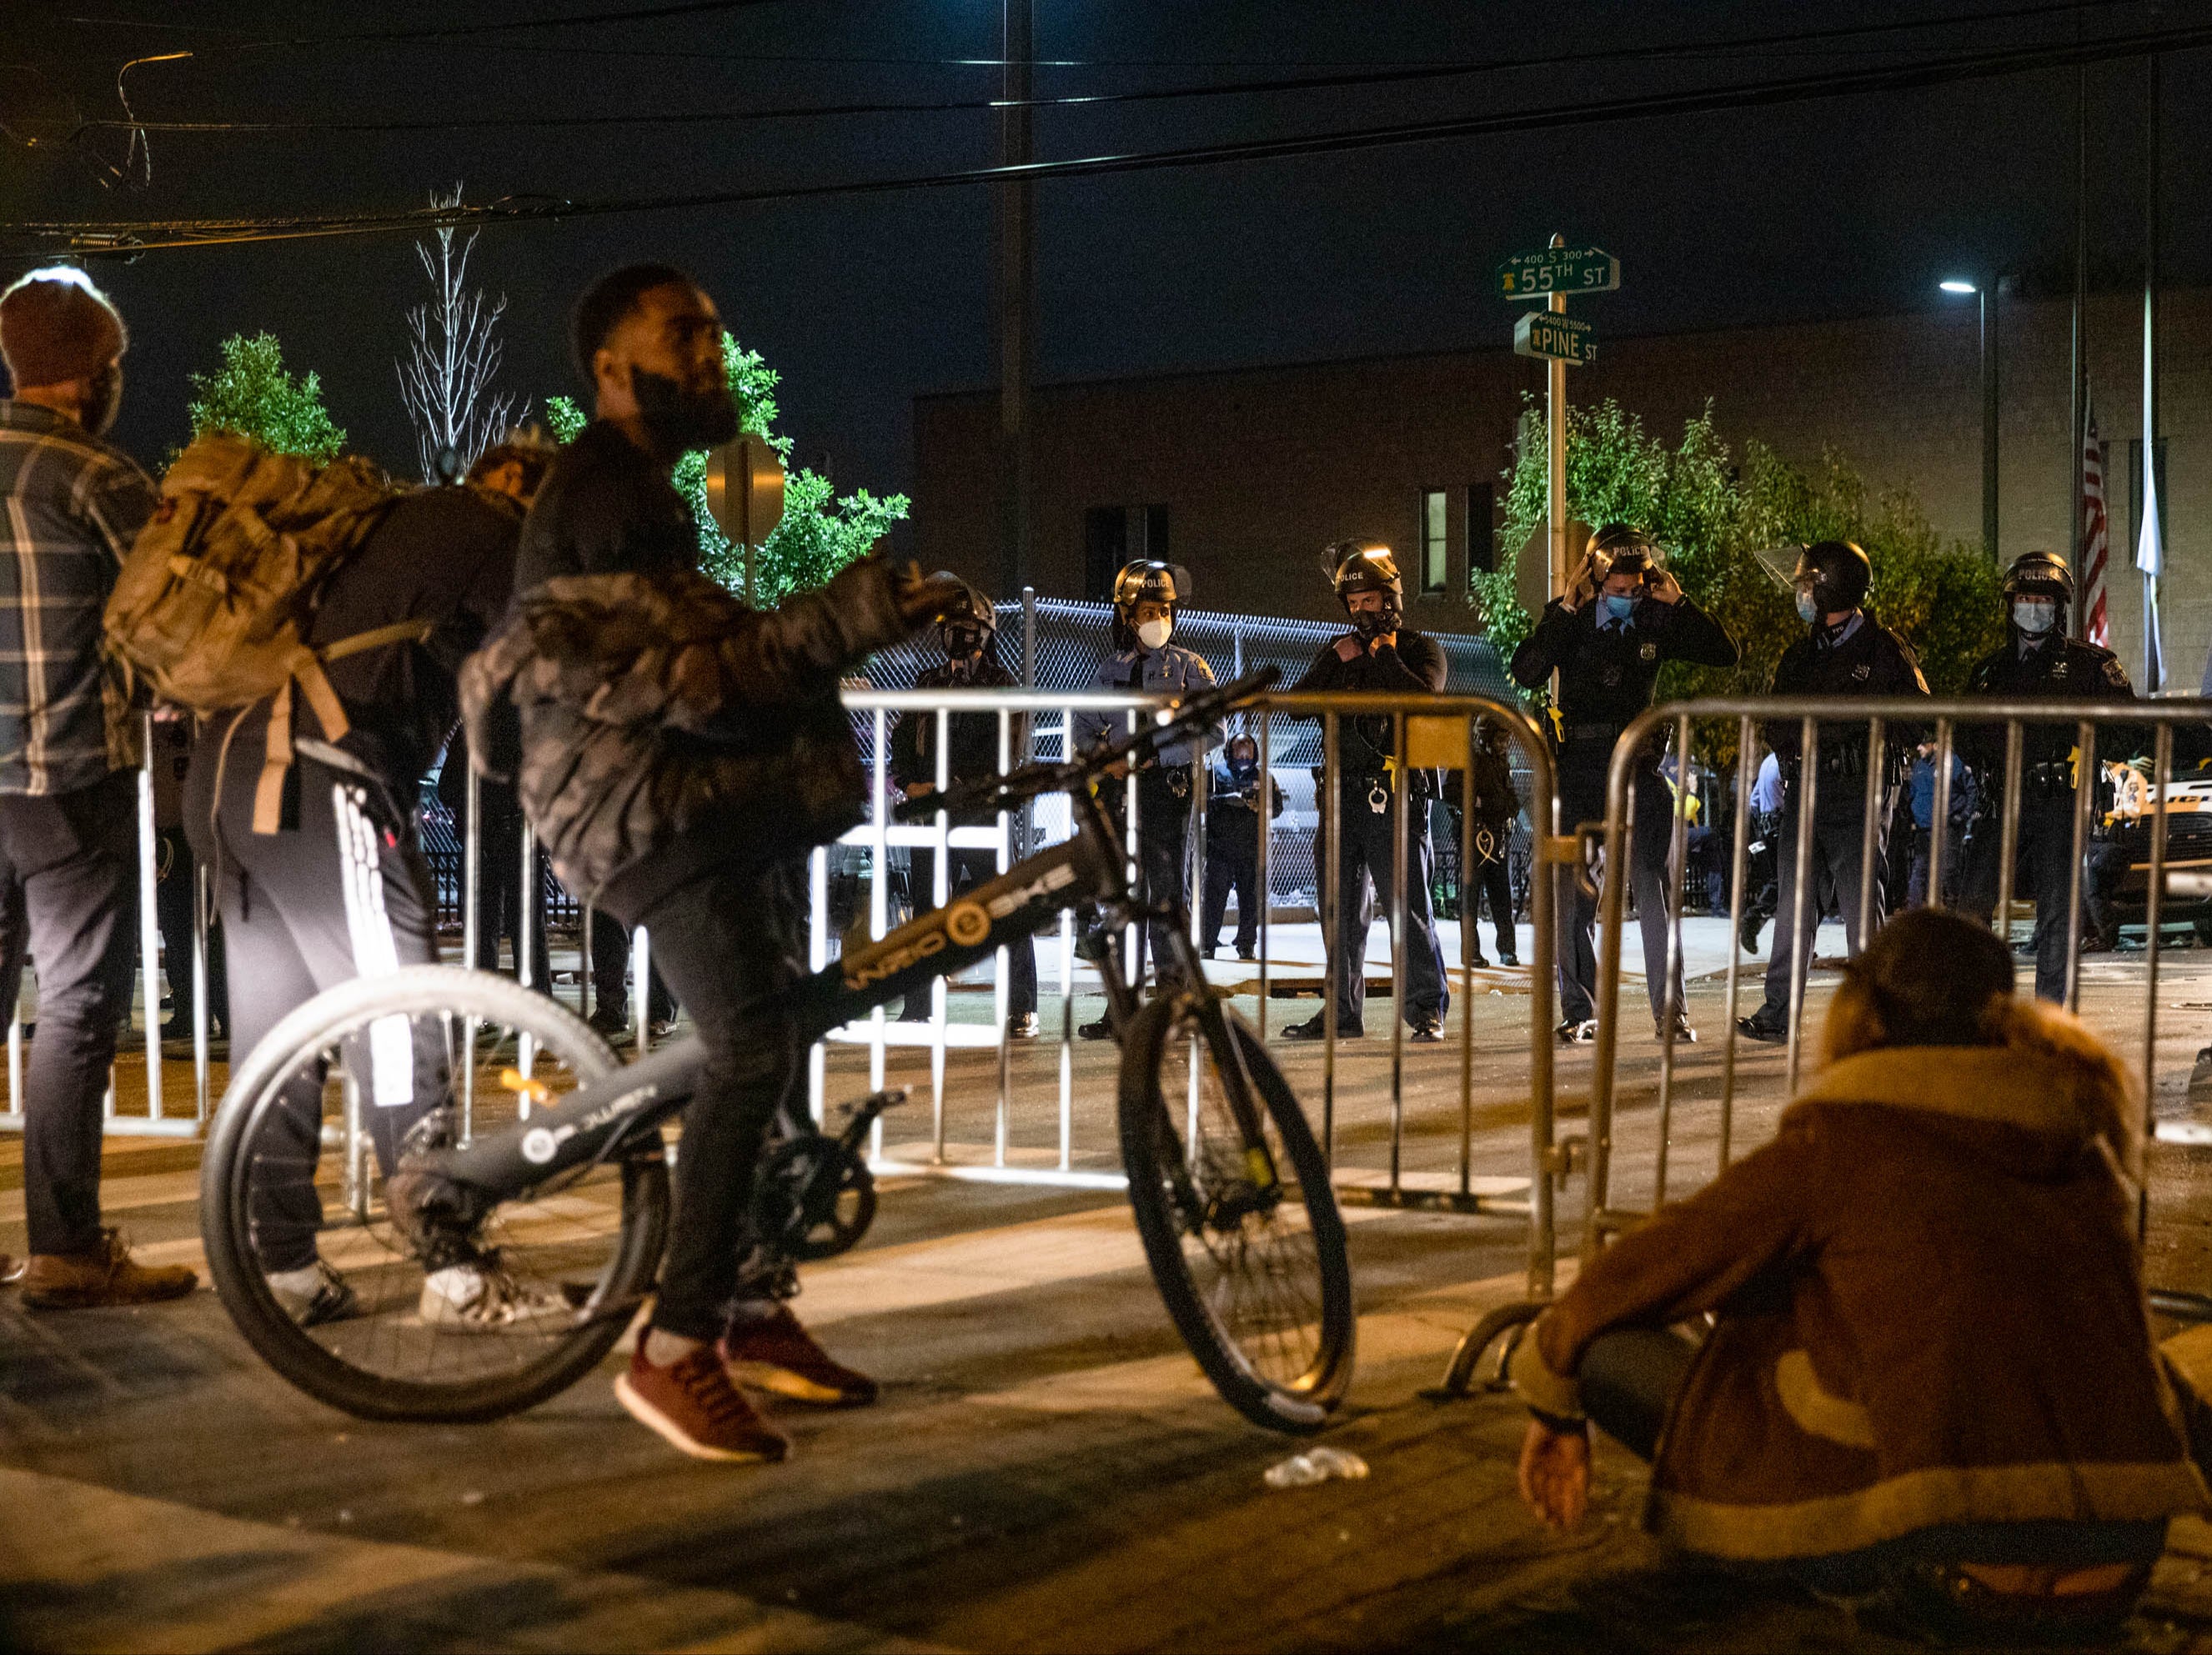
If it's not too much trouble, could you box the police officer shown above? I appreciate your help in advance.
[1074,560,1219,1037]
[1511,524,1737,1044]
[1200,733,1283,961]
[1961,551,2134,1002]
[1283,540,1452,1042]
[1465,718,1522,969]
[889,579,1038,1037]
[1738,539,1929,1042]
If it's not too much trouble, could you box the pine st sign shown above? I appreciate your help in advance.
[1497,245,1620,300]
[1514,309,1594,367]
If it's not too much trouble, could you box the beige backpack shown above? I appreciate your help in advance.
[103,429,429,831]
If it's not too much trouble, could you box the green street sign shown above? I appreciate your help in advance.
[1497,246,1620,301]
[1514,310,1594,366]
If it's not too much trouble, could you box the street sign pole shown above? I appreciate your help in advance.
[1547,235,1567,599]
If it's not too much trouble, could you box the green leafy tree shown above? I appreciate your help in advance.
[1479,396,2007,744]
[184,332,346,464]
[545,335,909,604]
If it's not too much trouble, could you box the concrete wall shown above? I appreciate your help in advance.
[914,287,2211,685]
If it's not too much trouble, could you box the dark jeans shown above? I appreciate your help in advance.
[1557,762,1685,1025]
[1580,1327,2162,1638]
[1468,830,1516,961]
[1100,770,1191,988]
[464,807,545,977]
[584,906,674,1026]
[899,845,1037,1020]
[187,754,446,1274]
[154,827,227,1035]
[1964,795,2084,1003]
[0,771,142,1256]
[1327,783,1448,1030]
[1200,833,1261,955]
[622,859,805,1342]
[1759,790,1883,1018]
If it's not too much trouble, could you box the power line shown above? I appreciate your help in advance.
[36,0,2161,142]
[57,0,796,47]
[18,14,2209,255]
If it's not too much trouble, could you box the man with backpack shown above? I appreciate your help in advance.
[166,468,524,1326]
[0,269,194,1308]
[490,263,964,1462]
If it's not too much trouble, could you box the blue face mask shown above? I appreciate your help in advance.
[1601,594,1636,624]
[1795,589,1818,624]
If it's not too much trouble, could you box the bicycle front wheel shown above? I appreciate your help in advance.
[200,966,668,1423]
[1117,993,1355,1432]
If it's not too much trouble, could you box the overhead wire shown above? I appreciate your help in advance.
[15,13,2209,256]
[31,0,2165,142]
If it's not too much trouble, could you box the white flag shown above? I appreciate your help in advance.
[2139,444,2166,690]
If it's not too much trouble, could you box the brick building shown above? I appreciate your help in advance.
[912,286,2209,686]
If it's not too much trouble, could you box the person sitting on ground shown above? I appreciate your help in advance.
[1512,905,2206,1644]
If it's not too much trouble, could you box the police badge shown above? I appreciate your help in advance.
[1640,641,1658,662]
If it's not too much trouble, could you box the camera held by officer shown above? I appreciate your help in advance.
[1738,539,1929,1045]
[1959,550,2134,1004]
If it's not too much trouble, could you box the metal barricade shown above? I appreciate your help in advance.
[1562,696,2212,1320]
[820,685,1566,1303]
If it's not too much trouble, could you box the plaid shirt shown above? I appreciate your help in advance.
[0,402,155,795]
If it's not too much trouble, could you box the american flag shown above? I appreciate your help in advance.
[2079,404,2109,648]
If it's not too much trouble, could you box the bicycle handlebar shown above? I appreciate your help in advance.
[890,665,1280,825]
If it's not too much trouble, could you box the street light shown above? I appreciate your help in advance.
[1940,276,1999,561]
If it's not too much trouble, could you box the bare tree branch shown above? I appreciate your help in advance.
[395,183,522,482]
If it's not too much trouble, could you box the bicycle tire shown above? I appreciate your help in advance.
[200,966,670,1423]
[1117,993,1356,1433]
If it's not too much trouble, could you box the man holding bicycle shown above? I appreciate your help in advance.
[503,263,962,1462]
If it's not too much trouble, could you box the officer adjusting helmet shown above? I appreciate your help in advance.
[1584,523,1662,620]
[1327,539,1402,637]
[1112,559,1185,652]
[934,574,997,670]
[2001,550,2072,639]
[1792,539,1872,624]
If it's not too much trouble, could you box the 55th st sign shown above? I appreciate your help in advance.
[1497,245,1620,300]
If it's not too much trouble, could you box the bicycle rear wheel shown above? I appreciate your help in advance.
[200,966,669,1423]
[1117,993,1355,1432]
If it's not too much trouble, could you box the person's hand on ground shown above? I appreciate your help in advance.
[1517,1416,1592,1531]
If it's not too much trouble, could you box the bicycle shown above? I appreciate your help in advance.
[198,666,1356,1434]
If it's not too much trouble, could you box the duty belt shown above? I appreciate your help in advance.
[1558,721,1624,745]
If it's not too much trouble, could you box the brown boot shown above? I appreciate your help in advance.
[21,1229,196,1310]
[719,1304,878,1407]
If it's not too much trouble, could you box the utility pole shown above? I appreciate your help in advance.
[1981,279,2000,564]
[2069,62,2088,628]
[1547,233,1568,597]
[996,0,1034,600]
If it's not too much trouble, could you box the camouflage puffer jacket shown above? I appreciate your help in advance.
[459,557,913,904]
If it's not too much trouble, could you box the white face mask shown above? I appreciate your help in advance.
[1135,617,1172,651]
[2013,599,2057,636]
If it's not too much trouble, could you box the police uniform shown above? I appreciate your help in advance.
[1291,628,1453,1033]
[1074,640,1219,985]
[1962,634,2134,1001]
[1466,736,1522,966]
[1743,611,1929,1034]
[889,654,1037,1021]
[1200,749,1283,960]
[1511,589,1737,1032]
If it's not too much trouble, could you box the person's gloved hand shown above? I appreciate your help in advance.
[889,561,972,629]
[1562,549,1607,614]
[1644,565,1683,605]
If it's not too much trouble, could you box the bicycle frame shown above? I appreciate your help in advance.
[418,774,1151,1202]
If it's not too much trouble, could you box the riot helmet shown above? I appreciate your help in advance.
[2001,550,2071,639]
[1792,539,1871,624]
[1112,559,1184,652]
[934,575,997,670]
[1587,523,1661,583]
[1327,539,1402,637]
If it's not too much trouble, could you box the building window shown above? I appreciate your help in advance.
[1467,482,1495,575]
[1420,489,1448,595]
[1084,504,1170,599]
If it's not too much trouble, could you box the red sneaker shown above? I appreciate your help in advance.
[719,1305,879,1407]
[614,1344,789,1463]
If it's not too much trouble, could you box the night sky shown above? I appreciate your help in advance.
[4,2,2205,526]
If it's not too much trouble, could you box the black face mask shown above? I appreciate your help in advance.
[81,362,122,436]
[942,623,988,661]
[630,365,739,451]
[1351,602,1398,639]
